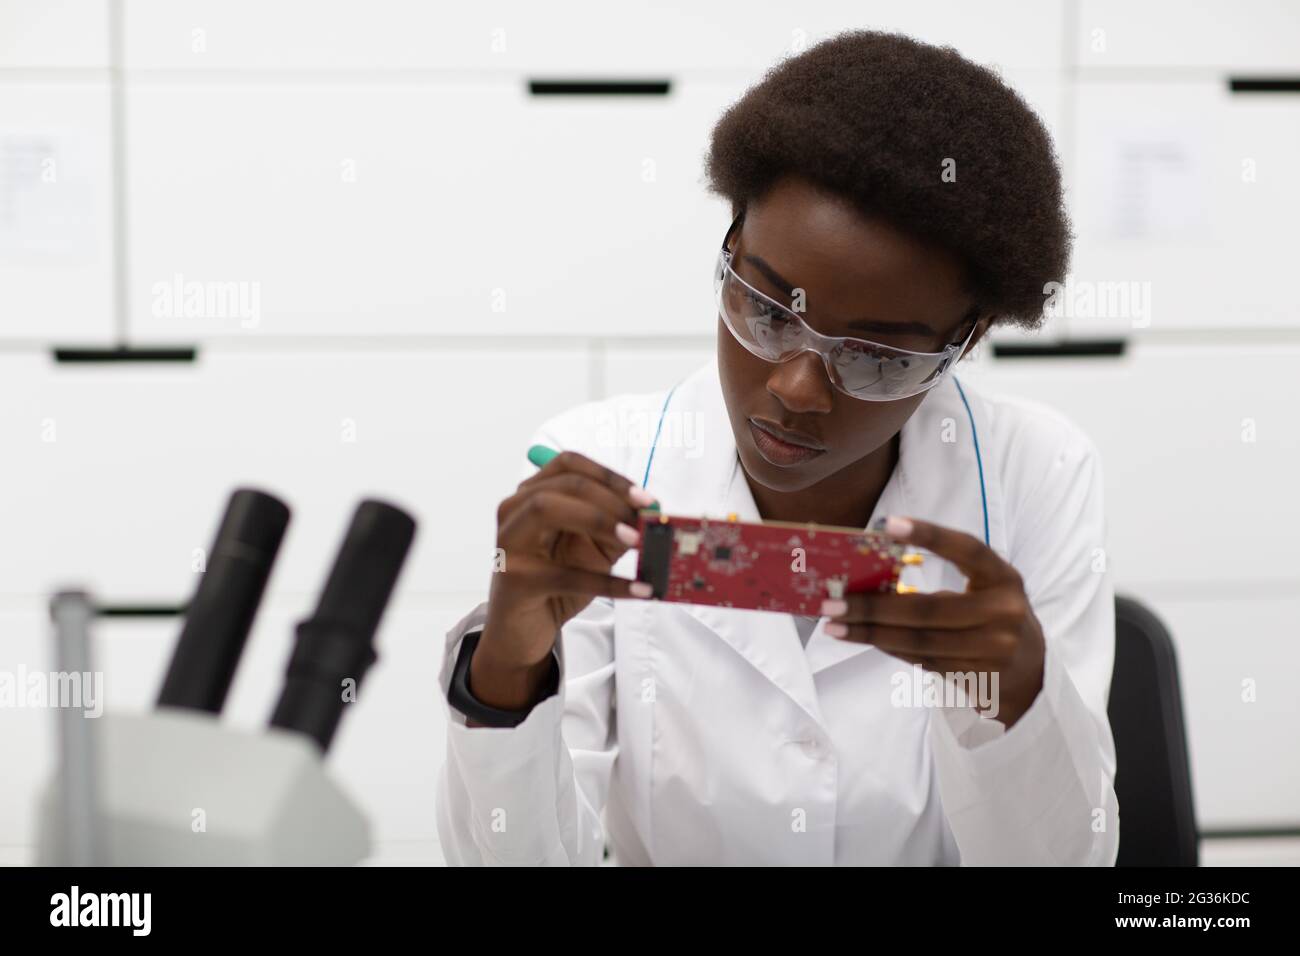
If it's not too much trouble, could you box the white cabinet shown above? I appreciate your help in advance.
[0,0,113,343]
[1068,80,1300,335]
[121,0,1065,73]
[0,0,108,68]
[1075,1,1300,71]
[1067,3,1300,336]
[961,344,1300,828]
[0,349,589,601]
[0,0,1070,346]
[962,344,1300,587]
[1148,595,1300,829]
[0,81,115,343]
[124,79,745,340]
[121,61,1058,343]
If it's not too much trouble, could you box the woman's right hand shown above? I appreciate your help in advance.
[469,450,657,715]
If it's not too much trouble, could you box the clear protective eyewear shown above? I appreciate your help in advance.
[715,212,980,402]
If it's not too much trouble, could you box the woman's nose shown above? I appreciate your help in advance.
[766,350,835,415]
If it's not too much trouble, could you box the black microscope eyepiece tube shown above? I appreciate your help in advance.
[269,499,416,752]
[157,488,290,713]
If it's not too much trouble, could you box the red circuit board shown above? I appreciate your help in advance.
[634,510,907,615]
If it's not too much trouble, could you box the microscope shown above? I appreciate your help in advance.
[35,489,416,865]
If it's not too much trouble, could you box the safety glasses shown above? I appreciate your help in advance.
[715,212,980,402]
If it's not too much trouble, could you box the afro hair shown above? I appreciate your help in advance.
[704,30,1071,329]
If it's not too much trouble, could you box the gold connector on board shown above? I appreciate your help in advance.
[901,553,924,566]
[895,582,919,595]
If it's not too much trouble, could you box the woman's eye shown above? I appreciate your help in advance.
[839,339,883,357]
[746,294,791,324]
[843,333,925,355]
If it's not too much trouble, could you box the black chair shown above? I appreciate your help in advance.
[1108,596,1199,866]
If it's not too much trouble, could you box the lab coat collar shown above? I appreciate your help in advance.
[640,359,1002,731]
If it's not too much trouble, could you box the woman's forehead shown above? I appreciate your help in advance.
[737,209,972,334]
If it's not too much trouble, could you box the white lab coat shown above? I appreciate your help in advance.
[435,359,1119,865]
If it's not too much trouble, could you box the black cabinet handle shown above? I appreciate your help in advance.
[97,603,187,618]
[991,339,1127,359]
[528,79,671,96]
[53,346,197,363]
[1228,77,1300,94]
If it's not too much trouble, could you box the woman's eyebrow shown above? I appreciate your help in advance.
[741,252,938,336]
[846,317,938,336]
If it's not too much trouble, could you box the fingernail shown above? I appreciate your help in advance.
[820,599,847,617]
[824,622,848,638]
[884,515,913,539]
[629,581,653,598]
[628,485,657,507]
[615,522,640,547]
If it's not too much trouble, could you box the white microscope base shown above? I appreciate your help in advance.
[37,710,370,866]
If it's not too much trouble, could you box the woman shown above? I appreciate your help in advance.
[435,31,1117,865]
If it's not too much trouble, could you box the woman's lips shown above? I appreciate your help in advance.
[748,418,828,467]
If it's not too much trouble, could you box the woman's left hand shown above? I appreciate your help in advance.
[821,515,1046,728]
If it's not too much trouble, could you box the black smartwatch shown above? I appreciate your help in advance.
[447,629,560,728]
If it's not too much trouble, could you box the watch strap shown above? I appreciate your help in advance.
[447,629,560,728]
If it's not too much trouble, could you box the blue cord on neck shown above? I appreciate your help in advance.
[642,381,679,488]
[953,376,990,547]
[643,374,989,548]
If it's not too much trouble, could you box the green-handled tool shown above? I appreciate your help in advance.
[527,444,558,468]
[527,444,659,511]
